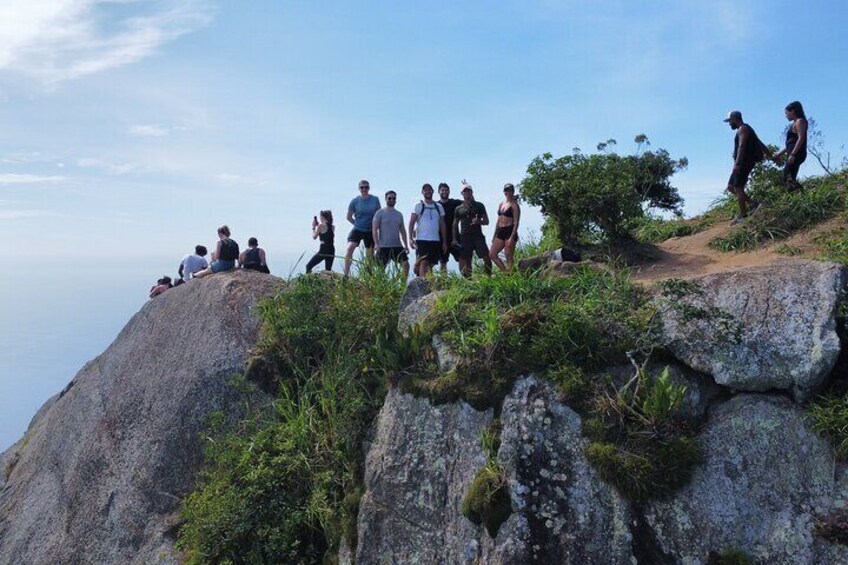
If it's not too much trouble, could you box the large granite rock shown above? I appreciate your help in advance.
[644,394,847,564]
[0,271,282,565]
[660,261,846,401]
[483,377,633,564]
[353,376,634,564]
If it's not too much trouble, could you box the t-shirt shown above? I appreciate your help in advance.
[413,201,445,242]
[372,207,405,248]
[439,198,462,242]
[349,195,382,232]
[454,201,488,236]
[180,254,208,281]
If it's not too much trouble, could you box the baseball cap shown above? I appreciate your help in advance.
[723,110,742,123]
[461,184,473,193]
[503,182,515,192]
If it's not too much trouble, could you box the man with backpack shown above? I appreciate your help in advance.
[408,183,447,278]
[724,110,773,225]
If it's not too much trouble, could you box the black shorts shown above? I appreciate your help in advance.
[494,225,518,242]
[378,246,409,265]
[440,239,460,263]
[459,233,489,261]
[348,229,374,248]
[416,240,442,266]
[728,164,754,190]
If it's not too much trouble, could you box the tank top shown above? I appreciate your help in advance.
[243,248,261,266]
[786,119,806,154]
[319,225,335,247]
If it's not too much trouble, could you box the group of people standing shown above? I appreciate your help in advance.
[306,179,521,278]
[149,225,270,298]
[724,100,809,225]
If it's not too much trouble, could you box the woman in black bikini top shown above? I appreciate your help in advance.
[490,183,521,272]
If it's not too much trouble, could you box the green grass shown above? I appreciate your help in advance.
[631,214,713,243]
[809,393,848,460]
[178,268,408,564]
[708,167,847,252]
[812,220,848,263]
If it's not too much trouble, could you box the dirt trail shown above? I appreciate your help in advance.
[630,217,840,284]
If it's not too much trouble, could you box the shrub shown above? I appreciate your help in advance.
[178,270,408,563]
[520,136,687,245]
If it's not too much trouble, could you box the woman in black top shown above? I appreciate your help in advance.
[489,183,521,272]
[306,210,335,273]
[772,101,808,191]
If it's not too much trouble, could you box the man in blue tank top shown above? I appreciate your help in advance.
[344,179,381,276]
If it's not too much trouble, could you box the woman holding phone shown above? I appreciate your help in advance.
[306,210,335,273]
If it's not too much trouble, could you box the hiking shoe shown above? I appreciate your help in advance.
[730,215,745,226]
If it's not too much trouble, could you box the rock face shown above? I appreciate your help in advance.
[660,261,846,401]
[0,271,281,565]
[645,394,846,564]
[353,377,633,564]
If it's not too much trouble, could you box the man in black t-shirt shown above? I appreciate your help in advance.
[452,182,492,278]
[724,110,771,225]
[437,182,462,273]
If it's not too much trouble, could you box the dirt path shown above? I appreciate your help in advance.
[630,217,841,284]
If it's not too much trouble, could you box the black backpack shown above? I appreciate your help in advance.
[220,238,239,261]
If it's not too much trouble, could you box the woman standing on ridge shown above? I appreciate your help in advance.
[193,225,240,278]
[306,210,335,273]
[489,182,521,272]
[773,100,808,191]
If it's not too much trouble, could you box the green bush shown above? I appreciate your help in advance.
[178,270,407,564]
[520,136,687,245]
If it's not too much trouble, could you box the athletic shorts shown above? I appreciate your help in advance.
[728,164,754,189]
[494,225,518,242]
[440,239,460,263]
[415,240,442,266]
[348,229,375,248]
[459,233,489,261]
[378,246,409,265]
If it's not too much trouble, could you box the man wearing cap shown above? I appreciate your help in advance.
[724,110,771,225]
[344,179,381,276]
[437,182,462,273]
[453,181,492,278]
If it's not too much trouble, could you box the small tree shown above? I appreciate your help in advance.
[520,136,687,246]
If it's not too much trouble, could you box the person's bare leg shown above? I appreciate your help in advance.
[482,256,493,276]
[344,241,358,276]
[402,261,410,279]
[504,239,517,271]
[489,238,507,272]
[460,257,471,278]
[194,267,212,279]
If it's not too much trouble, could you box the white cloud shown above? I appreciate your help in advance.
[0,0,214,83]
[76,157,140,175]
[0,209,57,220]
[128,124,169,137]
[0,173,65,184]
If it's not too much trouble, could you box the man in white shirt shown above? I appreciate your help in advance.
[408,183,447,278]
[178,245,209,282]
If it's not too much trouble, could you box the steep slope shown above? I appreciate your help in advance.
[0,271,282,565]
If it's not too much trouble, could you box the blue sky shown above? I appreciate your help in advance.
[1,0,846,266]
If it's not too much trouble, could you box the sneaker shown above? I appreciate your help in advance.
[730,215,745,226]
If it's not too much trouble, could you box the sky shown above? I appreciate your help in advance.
[0,1,847,446]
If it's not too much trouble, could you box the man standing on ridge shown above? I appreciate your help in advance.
[437,182,462,273]
[344,179,381,276]
[408,183,447,278]
[372,190,410,279]
[453,181,492,278]
[724,110,771,225]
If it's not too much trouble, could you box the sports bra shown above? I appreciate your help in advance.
[498,204,514,218]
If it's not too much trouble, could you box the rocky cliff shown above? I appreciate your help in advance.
[351,260,848,564]
[3,261,848,565]
[0,271,282,565]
